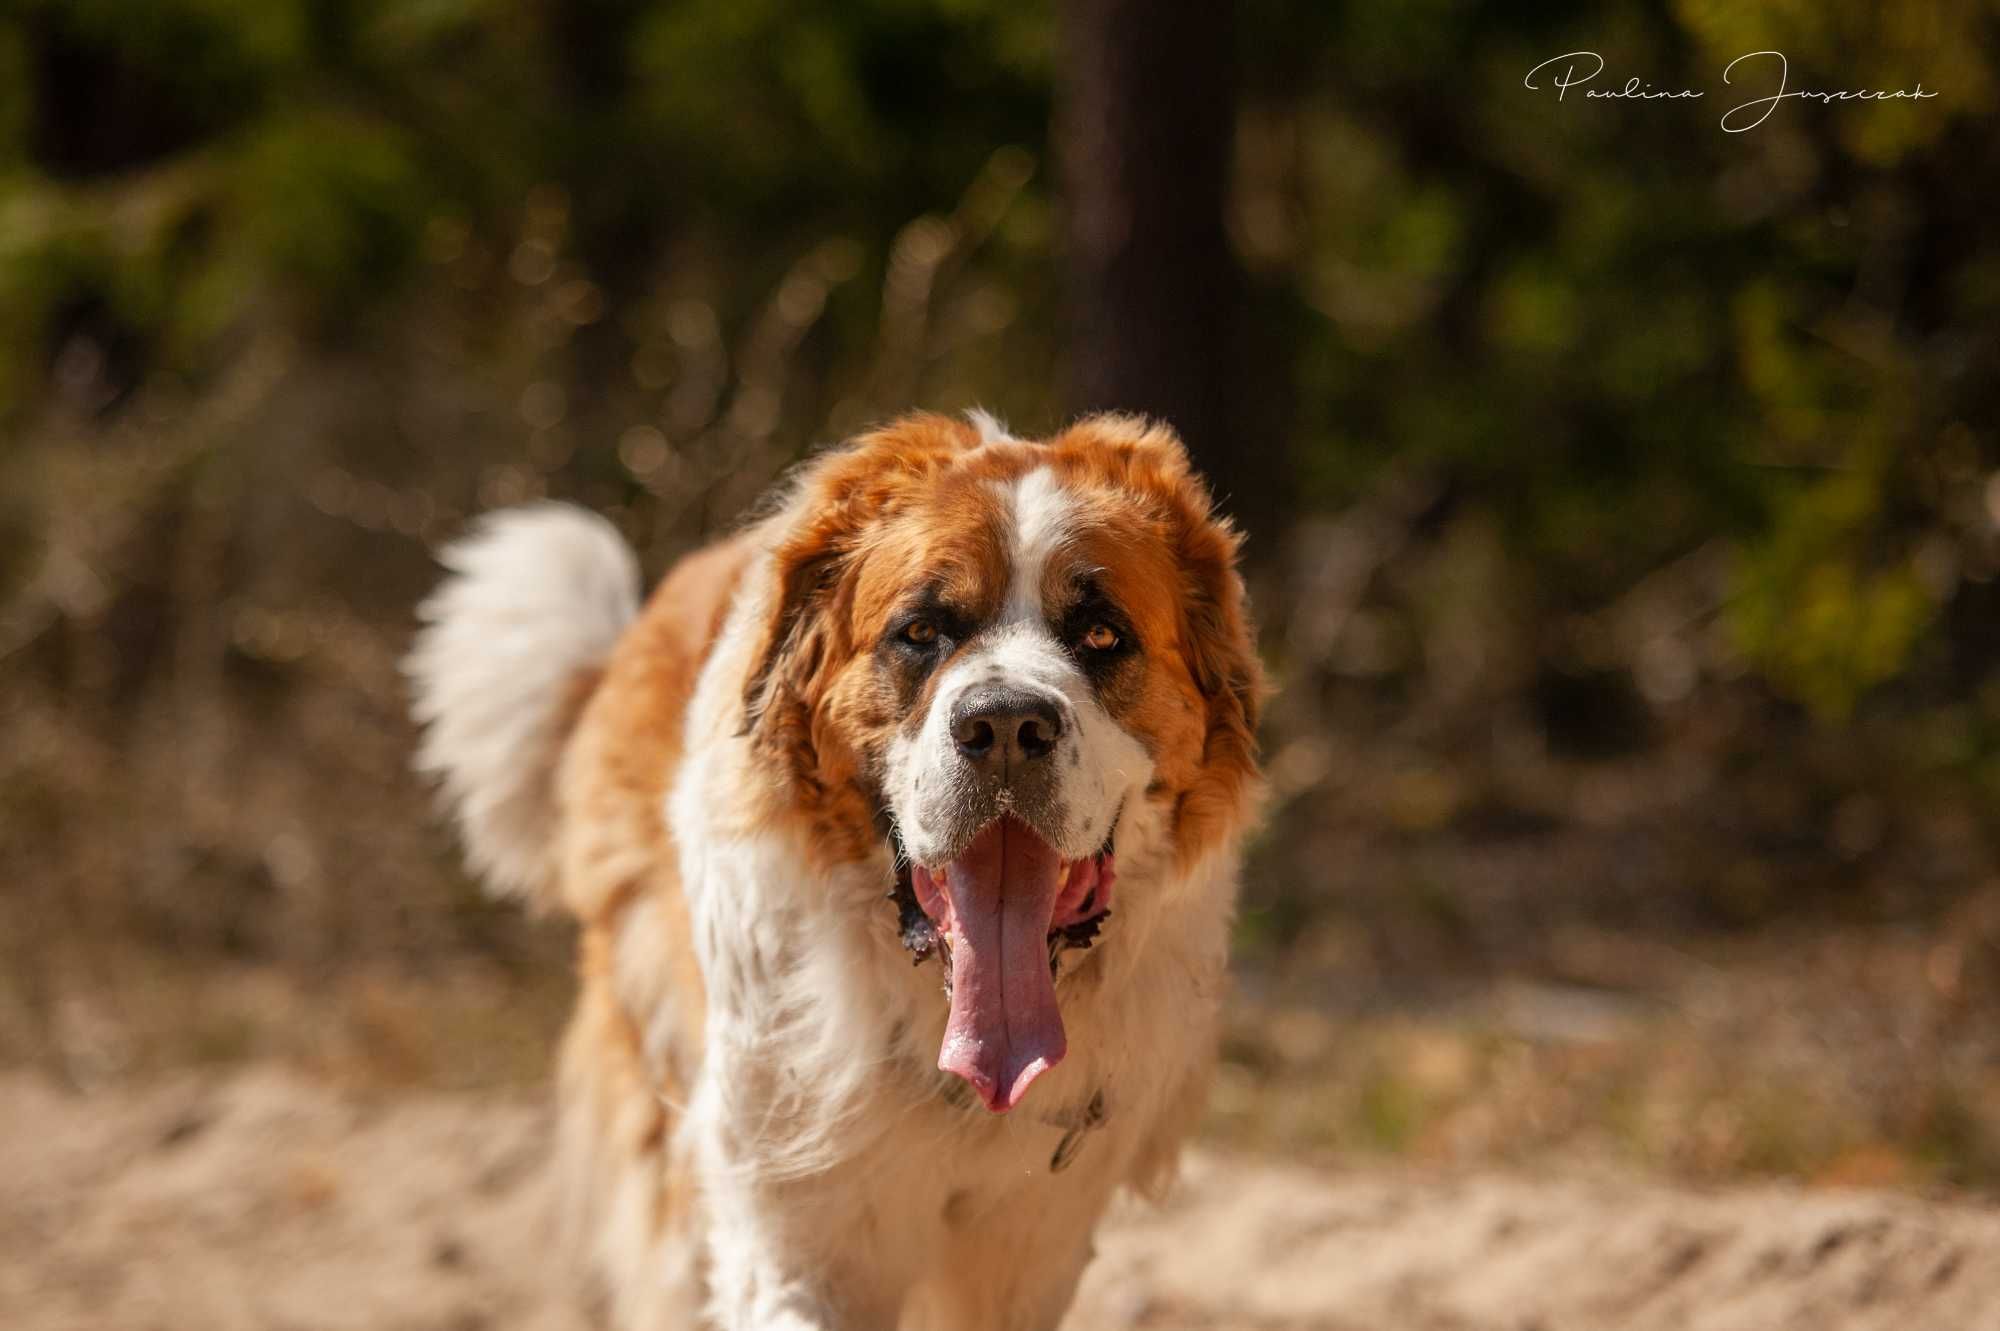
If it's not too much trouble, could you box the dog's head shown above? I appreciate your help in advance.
[742,412,1262,1111]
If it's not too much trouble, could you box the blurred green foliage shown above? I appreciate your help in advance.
[0,0,1996,726]
[1256,1,1997,724]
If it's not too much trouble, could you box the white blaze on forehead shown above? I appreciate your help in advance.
[885,462,1152,867]
[1001,466,1075,623]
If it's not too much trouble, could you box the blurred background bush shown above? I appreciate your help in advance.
[3,0,1998,1189]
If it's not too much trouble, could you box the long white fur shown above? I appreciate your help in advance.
[406,503,639,903]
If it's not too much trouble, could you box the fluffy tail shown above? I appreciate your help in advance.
[406,503,641,907]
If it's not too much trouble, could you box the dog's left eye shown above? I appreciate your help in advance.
[1080,623,1120,652]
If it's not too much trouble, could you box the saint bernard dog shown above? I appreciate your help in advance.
[407,411,1264,1330]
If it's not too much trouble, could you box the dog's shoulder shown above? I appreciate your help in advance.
[554,530,756,932]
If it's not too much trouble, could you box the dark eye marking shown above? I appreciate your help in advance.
[1058,580,1138,677]
[882,588,977,669]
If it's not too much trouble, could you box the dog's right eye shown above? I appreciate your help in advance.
[886,599,965,657]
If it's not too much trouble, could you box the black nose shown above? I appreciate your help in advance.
[951,685,1064,766]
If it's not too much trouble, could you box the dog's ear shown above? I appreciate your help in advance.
[1182,516,1262,735]
[1064,414,1266,752]
[1173,472,1266,861]
[1072,415,1267,859]
[740,413,980,777]
[740,542,845,746]
[738,488,862,787]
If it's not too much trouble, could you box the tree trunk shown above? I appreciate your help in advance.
[1057,0,1277,546]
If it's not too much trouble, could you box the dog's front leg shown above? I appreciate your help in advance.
[697,1164,898,1331]
[676,833,910,1328]
[687,1068,903,1331]
[701,1255,838,1331]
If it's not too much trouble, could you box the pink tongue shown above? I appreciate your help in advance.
[927,818,1067,1112]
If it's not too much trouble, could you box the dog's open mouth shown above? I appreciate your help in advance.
[895,817,1116,1113]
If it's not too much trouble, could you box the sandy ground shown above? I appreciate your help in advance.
[3,1069,1997,1331]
